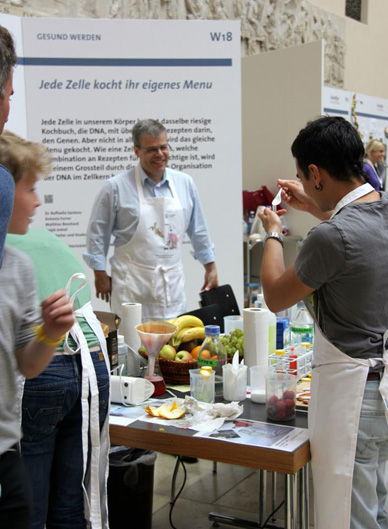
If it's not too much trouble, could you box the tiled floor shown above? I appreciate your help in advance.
[151,453,315,528]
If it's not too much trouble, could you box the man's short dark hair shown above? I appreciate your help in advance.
[291,116,365,181]
[0,25,17,99]
[132,119,167,148]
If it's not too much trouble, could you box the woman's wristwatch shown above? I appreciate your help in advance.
[264,231,284,247]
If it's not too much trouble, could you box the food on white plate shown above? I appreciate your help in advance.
[145,400,186,419]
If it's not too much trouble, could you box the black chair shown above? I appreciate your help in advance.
[198,285,240,333]
[178,304,224,330]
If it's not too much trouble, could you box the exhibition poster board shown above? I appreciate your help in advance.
[324,85,388,145]
[1,14,243,312]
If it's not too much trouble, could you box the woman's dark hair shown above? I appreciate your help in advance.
[291,116,364,181]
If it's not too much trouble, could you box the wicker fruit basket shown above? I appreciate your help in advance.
[139,351,197,385]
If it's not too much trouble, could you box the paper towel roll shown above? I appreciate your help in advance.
[243,308,269,368]
[120,302,142,354]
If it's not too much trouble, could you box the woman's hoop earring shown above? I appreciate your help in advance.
[315,183,323,192]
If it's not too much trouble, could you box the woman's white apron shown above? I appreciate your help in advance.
[110,164,186,321]
[307,183,388,528]
[64,273,110,529]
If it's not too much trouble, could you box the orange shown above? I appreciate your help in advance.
[191,345,201,361]
[199,349,211,360]
[210,355,218,360]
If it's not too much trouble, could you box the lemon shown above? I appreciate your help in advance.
[200,368,212,379]
[200,366,212,373]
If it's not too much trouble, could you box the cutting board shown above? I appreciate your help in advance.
[296,378,311,410]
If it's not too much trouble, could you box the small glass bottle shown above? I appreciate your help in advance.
[274,348,287,373]
[197,325,227,397]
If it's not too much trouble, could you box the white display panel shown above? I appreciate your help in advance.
[323,85,388,190]
[323,85,388,143]
[1,14,243,313]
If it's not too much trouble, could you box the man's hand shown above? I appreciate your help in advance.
[94,270,112,302]
[277,179,329,220]
[41,289,75,342]
[201,261,218,291]
[278,179,312,213]
[258,207,283,234]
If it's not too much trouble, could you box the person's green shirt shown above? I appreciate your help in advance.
[7,227,99,351]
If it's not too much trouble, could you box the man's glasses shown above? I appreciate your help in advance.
[137,143,172,154]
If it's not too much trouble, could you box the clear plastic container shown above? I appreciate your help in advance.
[222,364,247,402]
[197,325,227,397]
[250,364,267,403]
[190,368,215,403]
[266,371,297,421]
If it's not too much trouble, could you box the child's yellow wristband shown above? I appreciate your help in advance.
[34,323,65,347]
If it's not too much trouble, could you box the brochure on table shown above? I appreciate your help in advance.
[109,399,309,453]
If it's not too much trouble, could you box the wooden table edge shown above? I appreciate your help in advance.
[109,423,311,475]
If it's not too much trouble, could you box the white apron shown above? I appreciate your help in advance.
[110,164,186,321]
[64,273,111,529]
[306,183,388,528]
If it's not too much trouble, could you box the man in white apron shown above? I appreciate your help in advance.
[258,116,388,528]
[84,119,218,321]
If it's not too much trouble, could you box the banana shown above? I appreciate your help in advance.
[179,326,206,344]
[168,315,205,346]
[173,315,204,334]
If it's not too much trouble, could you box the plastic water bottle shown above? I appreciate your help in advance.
[290,303,314,347]
[243,219,248,236]
[247,210,255,234]
[254,292,263,308]
[198,325,228,397]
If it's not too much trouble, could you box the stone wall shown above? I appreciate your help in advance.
[0,0,345,86]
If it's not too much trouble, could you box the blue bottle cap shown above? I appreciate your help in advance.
[204,325,220,336]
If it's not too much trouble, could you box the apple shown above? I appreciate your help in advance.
[159,344,176,360]
[139,346,147,355]
[175,351,193,362]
